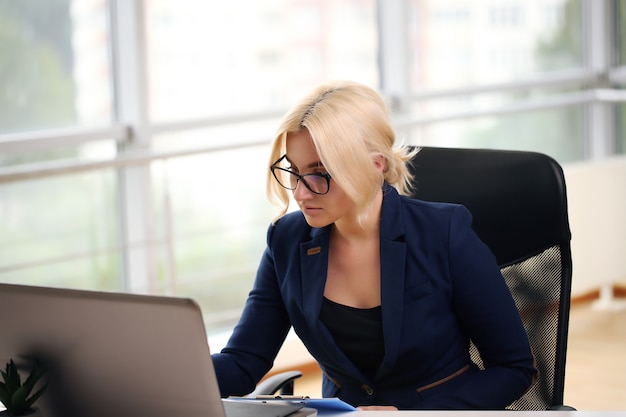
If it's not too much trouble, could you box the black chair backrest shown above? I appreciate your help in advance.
[407,146,573,410]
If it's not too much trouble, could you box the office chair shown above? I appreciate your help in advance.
[254,146,574,410]
[406,146,574,410]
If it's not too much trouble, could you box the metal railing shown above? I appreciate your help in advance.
[2,73,625,185]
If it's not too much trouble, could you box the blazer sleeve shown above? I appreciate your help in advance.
[211,224,292,397]
[421,205,538,408]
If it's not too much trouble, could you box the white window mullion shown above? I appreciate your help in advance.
[110,0,158,293]
[583,0,617,159]
[376,0,411,114]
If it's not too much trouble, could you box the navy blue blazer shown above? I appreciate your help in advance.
[212,186,537,409]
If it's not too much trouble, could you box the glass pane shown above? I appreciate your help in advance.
[404,105,585,164]
[148,143,275,333]
[0,0,113,134]
[146,0,378,122]
[0,170,121,290]
[619,0,626,65]
[408,0,582,90]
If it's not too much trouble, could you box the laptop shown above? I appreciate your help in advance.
[0,283,314,417]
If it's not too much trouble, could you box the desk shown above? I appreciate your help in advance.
[313,412,626,417]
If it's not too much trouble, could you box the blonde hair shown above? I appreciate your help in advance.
[267,80,418,223]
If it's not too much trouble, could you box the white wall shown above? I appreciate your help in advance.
[563,155,626,296]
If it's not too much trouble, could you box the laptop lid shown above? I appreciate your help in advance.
[0,283,226,417]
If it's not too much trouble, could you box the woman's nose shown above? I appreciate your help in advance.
[293,179,314,200]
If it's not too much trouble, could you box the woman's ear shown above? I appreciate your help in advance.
[372,153,386,173]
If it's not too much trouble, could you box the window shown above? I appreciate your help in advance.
[0,0,378,335]
[0,169,120,289]
[402,0,586,163]
[146,0,378,122]
[0,0,118,291]
[0,0,624,336]
[0,0,113,134]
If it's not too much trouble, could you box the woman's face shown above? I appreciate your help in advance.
[285,129,356,228]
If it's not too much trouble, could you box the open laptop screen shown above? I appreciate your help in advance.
[0,283,226,417]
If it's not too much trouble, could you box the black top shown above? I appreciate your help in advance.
[320,297,384,377]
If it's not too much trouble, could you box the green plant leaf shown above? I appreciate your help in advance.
[0,359,48,415]
[11,385,28,414]
[3,360,22,392]
[1,369,16,392]
[23,364,44,393]
[24,383,47,411]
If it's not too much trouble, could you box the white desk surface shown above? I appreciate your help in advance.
[313,411,626,417]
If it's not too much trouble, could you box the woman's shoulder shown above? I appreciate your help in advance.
[398,193,469,217]
[273,210,308,229]
[266,211,315,245]
[385,184,466,216]
[395,194,474,235]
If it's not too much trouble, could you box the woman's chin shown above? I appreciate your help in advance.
[302,214,331,229]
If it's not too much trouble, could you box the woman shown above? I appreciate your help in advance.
[212,81,538,410]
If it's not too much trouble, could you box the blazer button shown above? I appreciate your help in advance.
[361,384,374,395]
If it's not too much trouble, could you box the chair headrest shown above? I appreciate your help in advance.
[408,146,571,267]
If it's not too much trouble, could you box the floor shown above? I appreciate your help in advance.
[563,299,626,410]
[290,299,626,410]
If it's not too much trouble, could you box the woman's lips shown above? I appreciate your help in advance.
[301,205,322,216]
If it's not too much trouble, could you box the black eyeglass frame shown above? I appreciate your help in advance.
[270,155,332,195]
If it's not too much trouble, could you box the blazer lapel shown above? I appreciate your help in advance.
[378,186,407,376]
[300,226,330,330]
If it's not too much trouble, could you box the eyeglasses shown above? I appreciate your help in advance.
[270,155,332,195]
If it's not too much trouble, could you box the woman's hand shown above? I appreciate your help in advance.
[356,405,398,411]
